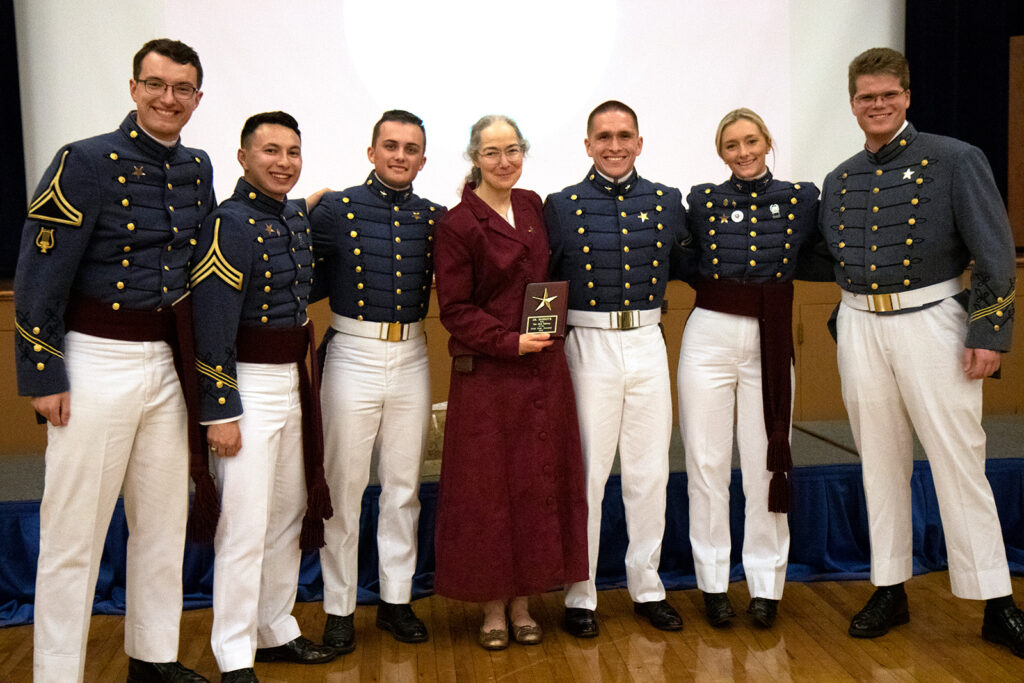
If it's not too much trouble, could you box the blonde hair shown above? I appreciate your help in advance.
[714,108,774,158]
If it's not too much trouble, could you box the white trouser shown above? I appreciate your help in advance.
[211,362,306,673]
[319,332,429,616]
[837,298,1011,599]
[563,324,671,610]
[34,332,188,683]
[677,308,790,600]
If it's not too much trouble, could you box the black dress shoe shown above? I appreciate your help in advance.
[634,600,683,631]
[848,587,909,638]
[702,592,735,627]
[323,613,356,653]
[255,636,339,665]
[377,601,429,643]
[982,604,1024,658]
[220,669,258,683]
[747,597,779,628]
[127,658,209,682]
[563,607,599,638]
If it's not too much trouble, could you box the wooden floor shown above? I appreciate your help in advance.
[2,573,1022,682]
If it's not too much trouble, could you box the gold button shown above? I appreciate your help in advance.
[393,206,399,211]
[130,130,138,138]
[343,197,350,203]
[396,305,402,311]
[620,211,626,218]
[354,248,361,255]
[906,238,913,245]
[33,344,42,352]
[122,259,130,267]
[921,159,928,166]
[250,218,257,225]
[656,205,663,211]
[167,183,173,190]
[395,237,401,243]
[127,222,135,231]
[118,176,126,184]
[750,193,757,199]
[749,260,756,266]
[911,198,919,205]
[875,169,883,176]
[624,299,630,305]
[617,195,624,201]
[839,241,845,248]
[36,362,45,371]
[750,245,757,252]
[790,198,797,205]
[712,258,718,265]
[872,225,878,231]
[657,190,664,196]
[570,194,578,200]
[994,324,1001,331]
[750,217,757,224]
[583,246,590,253]
[264,285,271,292]
[652,260,659,267]
[624,264,630,270]
[577,227,585,234]
[394,221,400,227]
[590,300,596,306]
[117,281,125,290]
[749,231,756,237]
[395,254,402,260]
[904,279,911,287]
[623,246,629,253]
[261,316,268,323]
[786,228,793,235]
[575,209,583,216]
[710,244,717,250]
[218,397,226,405]
[265,271,272,278]
[996,310,1004,317]
[585,264,592,270]
[621,228,628,235]
[347,212,355,219]
[904,259,911,266]
[872,187,879,193]
[709,229,716,236]
[587,282,594,288]
[870,265,876,271]
[788,213,794,220]
[396,288,402,294]
[357,283,364,289]
[916,178,923,185]
[713,273,720,279]
[871,283,879,290]
[872,206,879,213]
[783,258,789,264]
[249,192,257,199]
[121,198,129,207]
[350,231,357,237]
[751,205,757,211]
[706,201,712,208]
[624,283,630,289]
[262,304,268,310]
[112,303,121,310]
[109,153,118,160]
[263,254,269,261]
[395,270,401,276]
[871,245,878,251]
[216,381,224,388]
[358,300,365,307]
[908,218,916,225]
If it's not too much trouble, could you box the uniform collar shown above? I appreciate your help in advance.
[120,112,182,160]
[866,122,917,165]
[729,170,773,194]
[365,172,413,204]
[233,177,288,215]
[585,166,639,196]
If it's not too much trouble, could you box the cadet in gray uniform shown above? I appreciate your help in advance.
[818,47,1022,657]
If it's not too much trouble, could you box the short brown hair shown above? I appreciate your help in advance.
[847,47,909,98]
[133,38,203,89]
[587,100,638,135]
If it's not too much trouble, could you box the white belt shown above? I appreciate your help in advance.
[567,308,661,330]
[841,277,963,313]
[331,314,423,342]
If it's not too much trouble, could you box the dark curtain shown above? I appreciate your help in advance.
[905,0,1024,203]
[0,0,26,278]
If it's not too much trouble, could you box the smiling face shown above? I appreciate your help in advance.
[129,52,202,142]
[851,73,910,152]
[718,118,770,180]
[473,121,524,193]
[585,109,643,179]
[237,123,302,200]
[368,121,426,188]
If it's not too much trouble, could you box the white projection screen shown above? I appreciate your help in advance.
[15,1,904,209]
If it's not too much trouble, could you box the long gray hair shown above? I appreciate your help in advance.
[463,114,531,186]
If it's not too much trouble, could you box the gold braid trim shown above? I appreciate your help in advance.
[15,321,64,358]
[196,359,239,390]
[190,218,244,290]
[970,289,1015,322]
[27,150,84,226]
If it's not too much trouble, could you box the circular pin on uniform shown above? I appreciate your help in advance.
[731,210,744,223]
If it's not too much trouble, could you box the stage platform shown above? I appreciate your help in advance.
[2,418,1023,627]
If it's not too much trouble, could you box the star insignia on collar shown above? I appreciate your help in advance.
[132,165,146,178]
[902,168,915,180]
[720,214,729,224]
[532,287,558,311]
[638,212,649,223]
[412,211,421,219]
[265,224,278,236]
[380,190,387,197]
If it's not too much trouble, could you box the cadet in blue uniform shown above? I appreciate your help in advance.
[13,39,211,683]
[680,108,823,630]
[544,100,690,637]
[311,110,443,652]
[190,112,336,681]
[819,48,1022,657]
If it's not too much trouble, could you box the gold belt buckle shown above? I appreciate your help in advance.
[868,293,896,312]
[615,310,638,330]
[382,322,405,342]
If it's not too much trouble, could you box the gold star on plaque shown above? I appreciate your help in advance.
[638,212,649,223]
[132,165,146,178]
[903,168,915,180]
[532,287,558,311]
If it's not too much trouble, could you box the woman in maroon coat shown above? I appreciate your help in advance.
[433,115,589,650]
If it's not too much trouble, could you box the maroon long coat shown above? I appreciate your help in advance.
[432,184,589,602]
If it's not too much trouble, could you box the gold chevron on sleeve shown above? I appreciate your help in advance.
[15,321,64,359]
[190,218,244,290]
[970,289,1015,322]
[195,359,239,390]
[27,150,85,227]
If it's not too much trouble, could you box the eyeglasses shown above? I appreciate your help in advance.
[852,90,906,107]
[137,78,199,100]
[478,146,523,162]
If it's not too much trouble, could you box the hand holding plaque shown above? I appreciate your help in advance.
[520,281,568,338]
